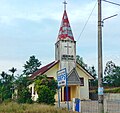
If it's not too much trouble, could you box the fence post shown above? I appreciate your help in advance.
[104,94,107,113]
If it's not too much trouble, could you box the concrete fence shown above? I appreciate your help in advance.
[56,93,120,113]
[104,93,120,113]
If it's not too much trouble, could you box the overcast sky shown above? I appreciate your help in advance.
[0,0,120,74]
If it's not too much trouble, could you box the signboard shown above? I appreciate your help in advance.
[98,87,104,95]
[57,68,69,110]
[57,68,67,87]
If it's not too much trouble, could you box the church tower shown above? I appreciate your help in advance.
[55,1,76,73]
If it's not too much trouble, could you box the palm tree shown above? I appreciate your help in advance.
[9,67,17,75]
[9,67,17,99]
[1,71,6,79]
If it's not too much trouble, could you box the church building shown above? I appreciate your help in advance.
[29,2,94,102]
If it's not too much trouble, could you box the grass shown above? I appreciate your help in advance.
[90,87,120,93]
[0,102,75,113]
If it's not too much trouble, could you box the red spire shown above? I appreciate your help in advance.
[58,10,74,41]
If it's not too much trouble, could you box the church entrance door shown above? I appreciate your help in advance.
[64,87,71,101]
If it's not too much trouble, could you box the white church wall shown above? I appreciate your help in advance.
[76,66,90,100]
[29,83,38,101]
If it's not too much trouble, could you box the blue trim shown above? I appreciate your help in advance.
[58,86,61,108]
[65,68,69,110]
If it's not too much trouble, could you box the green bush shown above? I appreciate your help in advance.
[17,88,33,104]
[37,85,55,105]
[35,75,57,105]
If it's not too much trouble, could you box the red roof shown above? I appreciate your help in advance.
[58,10,74,41]
[30,61,59,79]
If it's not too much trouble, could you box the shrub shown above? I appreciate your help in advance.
[37,85,55,105]
[35,75,57,105]
[17,88,33,104]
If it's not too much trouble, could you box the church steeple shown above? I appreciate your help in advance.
[55,1,76,73]
[57,1,74,41]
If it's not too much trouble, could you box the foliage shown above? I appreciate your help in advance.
[15,74,32,103]
[88,66,98,87]
[9,67,17,75]
[0,70,16,101]
[92,87,120,93]
[104,61,120,87]
[23,55,41,76]
[15,74,31,90]
[88,66,97,79]
[104,87,120,93]
[76,55,98,87]
[104,61,116,76]
[17,88,33,104]
[35,75,57,105]
[37,85,55,104]
[76,55,97,77]
[0,55,41,103]
[76,55,87,68]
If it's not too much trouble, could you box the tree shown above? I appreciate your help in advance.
[14,74,33,103]
[14,55,41,103]
[9,67,17,75]
[88,66,97,79]
[104,61,120,87]
[88,66,98,87]
[17,87,33,104]
[76,55,97,87]
[76,55,87,68]
[104,61,116,76]
[9,67,17,96]
[23,55,41,76]
[0,71,15,101]
[35,75,57,105]
[37,85,55,104]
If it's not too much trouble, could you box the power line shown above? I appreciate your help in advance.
[102,0,120,6]
[76,1,97,42]
[69,1,97,59]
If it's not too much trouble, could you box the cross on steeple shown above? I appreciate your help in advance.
[63,0,67,11]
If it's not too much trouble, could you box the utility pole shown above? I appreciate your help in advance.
[98,0,104,113]
[97,0,120,112]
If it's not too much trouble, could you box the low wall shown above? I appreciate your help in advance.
[104,93,120,113]
[104,93,120,100]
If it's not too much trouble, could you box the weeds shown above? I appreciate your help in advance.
[0,102,75,113]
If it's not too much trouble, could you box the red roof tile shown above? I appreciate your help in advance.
[30,60,59,79]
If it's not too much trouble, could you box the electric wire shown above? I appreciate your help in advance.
[76,1,97,42]
[69,1,97,56]
[102,0,120,6]
[68,1,98,65]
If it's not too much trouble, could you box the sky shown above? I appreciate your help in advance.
[0,0,120,75]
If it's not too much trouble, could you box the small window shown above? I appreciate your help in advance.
[80,77,84,86]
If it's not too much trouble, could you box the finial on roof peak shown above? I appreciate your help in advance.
[63,0,67,11]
